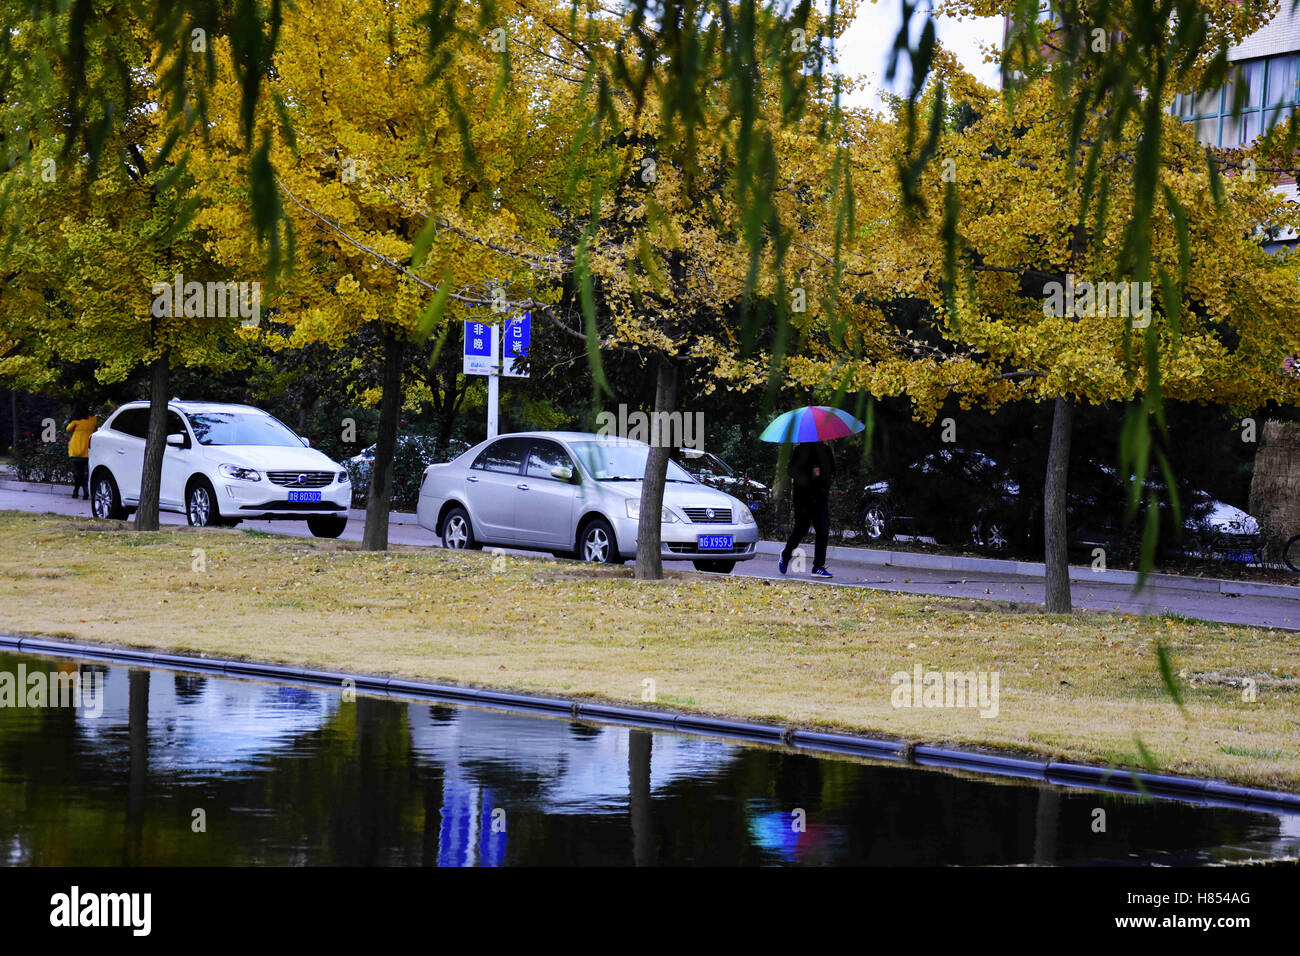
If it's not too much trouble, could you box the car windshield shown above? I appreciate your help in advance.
[571,441,694,482]
[189,412,303,447]
[678,451,734,478]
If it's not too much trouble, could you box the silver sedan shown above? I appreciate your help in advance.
[416,431,759,572]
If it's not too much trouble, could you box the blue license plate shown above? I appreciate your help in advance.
[288,491,321,503]
[697,534,733,551]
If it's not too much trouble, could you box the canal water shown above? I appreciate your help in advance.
[1,650,1296,866]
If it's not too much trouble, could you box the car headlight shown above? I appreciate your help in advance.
[738,506,755,525]
[338,471,350,483]
[218,464,261,482]
[625,499,679,522]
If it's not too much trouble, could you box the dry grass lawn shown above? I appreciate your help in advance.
[2,511,1298,790]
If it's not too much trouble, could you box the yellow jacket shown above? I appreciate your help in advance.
[66,416,97,458]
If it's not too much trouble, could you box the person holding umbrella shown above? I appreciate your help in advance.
[759,406,864,580]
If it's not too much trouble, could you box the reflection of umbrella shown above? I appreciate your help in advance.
[759,406,865,443]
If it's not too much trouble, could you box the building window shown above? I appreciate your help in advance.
[1175,54,1300,146]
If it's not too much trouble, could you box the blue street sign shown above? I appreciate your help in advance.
[503,312,530,378]
[463,321,494,376]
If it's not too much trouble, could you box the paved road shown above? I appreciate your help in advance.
[5,484,1299,631]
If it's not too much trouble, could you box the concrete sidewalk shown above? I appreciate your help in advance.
[753,541,1300,601]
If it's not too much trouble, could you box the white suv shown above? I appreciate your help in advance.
[89,400,352,537]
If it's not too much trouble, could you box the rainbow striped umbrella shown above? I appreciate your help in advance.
[758,406,866,443]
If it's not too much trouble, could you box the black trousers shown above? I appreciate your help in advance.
[782,486,829,568]
[70,458,88,495]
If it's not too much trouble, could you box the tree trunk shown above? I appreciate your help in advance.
[435,364,462,449]
[362,327,404,551]
[771,439,794,530]
[634,356,677,581]
[125,668,149,865]
[629,729,653,866]
[1043,396,1073,613]
[1032,787,1060,864]
[134,350,170,531]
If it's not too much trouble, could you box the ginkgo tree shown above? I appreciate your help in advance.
[186,0,581,549]
[0,10,255,531]
[528,2,879,578]
[789,58,1300,612]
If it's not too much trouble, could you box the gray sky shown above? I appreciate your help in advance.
[835,1,1004,110]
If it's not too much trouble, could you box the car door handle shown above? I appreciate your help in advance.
[517,483,529,490]
[466,475,478,483]
[116,448,126,455]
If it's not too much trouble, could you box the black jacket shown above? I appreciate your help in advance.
[789,442,835,495]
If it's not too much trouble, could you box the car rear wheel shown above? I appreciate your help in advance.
[970,519,1010,552]
[441,507,480,550]
[858,500,893,542]
[1283,534,1300,573]
[91,472,126,520]
[186,478,220,527]
[307,515,347,538]
[692,560,736,573]
[579,518,621,564]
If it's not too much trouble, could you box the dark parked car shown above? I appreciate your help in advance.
[856,448,1020,551]
[672,448,770,514]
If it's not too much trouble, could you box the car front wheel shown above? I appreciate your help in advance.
[307,515,347,538]
[579,519,621,564]
[91,473,126,520]
[186,479,219,527]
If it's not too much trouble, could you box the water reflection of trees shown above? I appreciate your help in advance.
[0,653,1292,865]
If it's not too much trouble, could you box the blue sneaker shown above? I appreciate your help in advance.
[777,556,789,575]
[811,566,833,579]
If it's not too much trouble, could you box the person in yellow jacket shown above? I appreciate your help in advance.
[65,402,98,500]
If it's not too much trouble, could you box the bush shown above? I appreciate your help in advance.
[10,432,74,484]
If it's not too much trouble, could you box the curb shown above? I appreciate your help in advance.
[0,476,425,527]
[755,540,1300,601]
[3,633,1298,815]
[0,477,68,495]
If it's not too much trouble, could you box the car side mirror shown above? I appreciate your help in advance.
[166,433,185,448]
[551,465,574,481]
[301,436,311,447]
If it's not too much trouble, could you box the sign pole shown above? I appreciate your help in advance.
[487,323,499,439]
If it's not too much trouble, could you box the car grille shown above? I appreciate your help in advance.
[682,507,732,523]
[266,471,334,488]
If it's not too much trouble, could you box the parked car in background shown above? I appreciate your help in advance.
[418,432,759,572]
[346,436,470,482]
[671,447,770,514]
[859,447,1264,562]
[345,436,470,510]
[856,448,1020,551]
[1080,492,1264,563]
[89,400,351,537]
[1190,499,1262,558]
